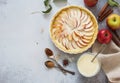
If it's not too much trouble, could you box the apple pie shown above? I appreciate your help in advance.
[50,6,98,54]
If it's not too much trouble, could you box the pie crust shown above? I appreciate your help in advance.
[50,6,98,54]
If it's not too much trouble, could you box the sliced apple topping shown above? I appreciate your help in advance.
[64,38,69,49]
[83,30,94,36]
[72,32,79,41]
[58,35,62,42]
[61,11,69,19]
[78,38,88,46]
[76,41,84,48]
[77,23,83,31]
[80,11,85,21]
[68,34,72,41]
[85,21,93,29]
[71,40,79,49]
[83,36,93,40]
[81,36,90,43]
[54,30,61,39]
[51,7,97,51]
[67,41,74,50]
[82,16,91,25]
[62,38,67,48]
[74,30,81,37]
[61,37,71,50]
[81,12,88,23]
[84,26,94,32]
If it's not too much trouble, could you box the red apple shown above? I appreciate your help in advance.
[84,0,98,7]
[97,29,112,44]
[106,14,120,30]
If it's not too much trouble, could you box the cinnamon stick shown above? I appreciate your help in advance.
[109,29,120,47]
[98,8,113,22]
[113,30,120,41]
[98,2,109,17]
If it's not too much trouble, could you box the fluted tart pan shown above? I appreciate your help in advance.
[50,5,98,54]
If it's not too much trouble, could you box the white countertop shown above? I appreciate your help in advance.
[0,0,118,83]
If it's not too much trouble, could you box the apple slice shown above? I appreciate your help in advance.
[82,16,91,26]
[66,10,72,20]
[55,17,65,24]
[76,9,82,28]
[75,19,79,28]
[80,11,85,20]
[60,15,70,26]
[81,36,90,43]
[69,18,77,29]
[53,22,63,27]
[62,37,69,49]
[84,26,94,32]
[74,30,86,40]
[85,21,93,29]
[76,41,84,48]
[52,28,59,38]
[81,12,88,23]
[83,30,94,36]
[74,30,81,37]
[72,32,79,41]
[62,37,66,47]
[83,36,92,40]
[52,28,57,34]
[71,40,79,49]
[61,11,69,20]
[58,35,64,43]
[76,19,81,28]
[78,38,87,46]
[77,24,83,31]
[76,9,82,19]
[77,30,84,37]
[67,41,74,50]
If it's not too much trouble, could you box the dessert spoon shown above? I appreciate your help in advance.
[45,48,75,75]
[45,60,75,75]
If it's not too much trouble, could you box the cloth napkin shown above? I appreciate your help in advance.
[92,40,120,83]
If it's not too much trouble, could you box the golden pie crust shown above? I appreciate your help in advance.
[50,6,98,54]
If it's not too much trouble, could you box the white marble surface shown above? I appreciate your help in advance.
[0,0,119,83]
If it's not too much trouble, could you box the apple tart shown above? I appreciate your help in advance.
[50,6,98,54]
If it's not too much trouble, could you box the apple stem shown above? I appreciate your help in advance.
[91,44,107,62]
[113,17,116,22]
[105,33,108,37]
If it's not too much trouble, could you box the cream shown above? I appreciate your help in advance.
[77,53,101,77]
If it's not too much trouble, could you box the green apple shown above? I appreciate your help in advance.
[106,14,120,30]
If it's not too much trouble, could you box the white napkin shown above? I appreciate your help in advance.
[92,40,120,83]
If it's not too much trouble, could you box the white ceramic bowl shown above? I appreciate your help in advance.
[77,52,101,77]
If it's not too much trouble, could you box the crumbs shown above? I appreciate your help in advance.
[40,28,44,34]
